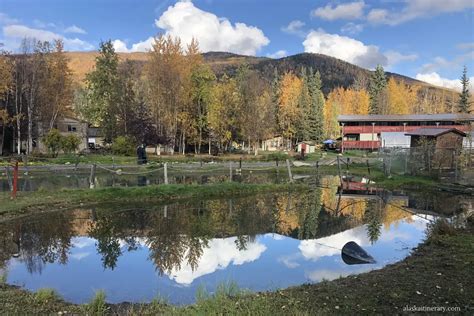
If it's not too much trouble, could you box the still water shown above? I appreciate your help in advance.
[0,177,469,305]
[0,170,288,192]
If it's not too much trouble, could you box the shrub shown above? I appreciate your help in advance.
[61,134,81,154]
[111,136,135,156]
[42,129,63,157]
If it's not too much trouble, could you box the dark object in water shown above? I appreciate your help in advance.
[341,241,376,265]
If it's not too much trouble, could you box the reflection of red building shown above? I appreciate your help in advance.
[338,114,474,151]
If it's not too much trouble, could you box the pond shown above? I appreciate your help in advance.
[0,176,470,305]
[0,169,289,192]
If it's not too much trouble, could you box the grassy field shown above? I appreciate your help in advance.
[1,219,472,315]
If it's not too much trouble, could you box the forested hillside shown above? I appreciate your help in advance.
[1,37,468,156]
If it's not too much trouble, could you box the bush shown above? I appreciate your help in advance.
[42,129,63,157]
[111,136,135,156]
[61,134,81,154]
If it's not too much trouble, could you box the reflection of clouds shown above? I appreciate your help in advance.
[306,266,372,282]
[277,254,300,269]
[270,234,284,241]
[168,237,266,285]
[299,226,368,261]
[71,237,95,249]
[70,252,91,260]
[299,215,427,262]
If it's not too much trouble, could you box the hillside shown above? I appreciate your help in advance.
[65,51,453,98]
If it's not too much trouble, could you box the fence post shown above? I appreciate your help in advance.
[164,163,168,184]
[337,156,343,185]
[11,161,18,199]
[316,160,319,174]
[89,164,96,189]
[286,159,293,183]
[229,161,233,182]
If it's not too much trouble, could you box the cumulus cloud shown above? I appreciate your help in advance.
[281,20,306,36]
[415,72,474,91]
[368,0,474,25]
[64,25,87,34]
[3,24,94,51]
[303,29,387,69]
[312,1,365,21]
[166,237,266,285]
[267,50,288,59]
[154,0,269,55]
[112,39,129,53]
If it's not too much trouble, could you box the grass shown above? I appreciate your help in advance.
[84,290,108,316]
[35,288,60,305]
[0,219,472,315]
[0,182,307,221]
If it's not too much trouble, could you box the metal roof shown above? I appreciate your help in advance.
[338,113,474,122]
[405,128,466,137]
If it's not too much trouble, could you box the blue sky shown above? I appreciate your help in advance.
[1,0,473,90]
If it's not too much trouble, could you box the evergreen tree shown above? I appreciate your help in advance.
[271,67,281,135]
[458,65,471,113]
[83,40,120,142]
[307,69,325,142]
[368,65,387,114]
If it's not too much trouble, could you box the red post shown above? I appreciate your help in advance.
[11,161,18,199]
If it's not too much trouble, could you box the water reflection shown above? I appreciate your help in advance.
[0,178,470,304]
[0,171,288,192]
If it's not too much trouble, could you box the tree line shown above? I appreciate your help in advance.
[0,36,471,155]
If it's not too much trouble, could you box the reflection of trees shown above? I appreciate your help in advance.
[0,212,74,274]
[364,200,383,244]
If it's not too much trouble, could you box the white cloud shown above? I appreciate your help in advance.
[303,29,387,69]
[267,50,288,59]
[154,0,269,55]
[165,237,266,285]
[112,39,129,53]
[368,0,474,25]
[281,20,306,36]
[3,24,94,51]
[312,1,365,21]
[64,25,87,34]
[130,37,155,52]
[415,72,474,91]
[341,22,364,35]
[111,36,156,53]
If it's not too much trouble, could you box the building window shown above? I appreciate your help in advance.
[68,125,77,132]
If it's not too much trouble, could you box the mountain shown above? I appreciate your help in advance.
[65,51,454,98]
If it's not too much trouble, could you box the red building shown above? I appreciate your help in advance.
[338,114,474,151]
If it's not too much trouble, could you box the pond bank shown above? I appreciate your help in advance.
[1,220,472,315]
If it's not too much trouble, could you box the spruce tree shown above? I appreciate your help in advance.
[458,65,471,113]
[369,65,387,114]
[307,69,325,142]
[84,40,120,142]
